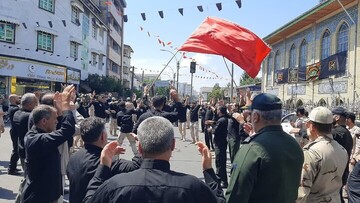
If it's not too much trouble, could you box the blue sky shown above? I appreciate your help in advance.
[124,0,319,91]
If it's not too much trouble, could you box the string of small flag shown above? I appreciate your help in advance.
[102,1,242,22]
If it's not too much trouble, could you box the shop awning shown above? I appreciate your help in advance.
[98,49,106,55]
[0,15,20,25]
[70,36,82,45]
[90,48,99,55]
[35,26,58,36]
[71,1,84,13]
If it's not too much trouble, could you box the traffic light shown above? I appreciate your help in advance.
[190,61,196,73]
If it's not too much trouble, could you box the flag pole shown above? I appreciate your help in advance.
[149,50,180,90]
[222,57,238,88]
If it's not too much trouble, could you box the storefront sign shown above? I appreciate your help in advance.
[67,69,81,84]
[0,57,66,83]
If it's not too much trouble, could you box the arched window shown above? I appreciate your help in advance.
[321,29,331,59]
[337,22,349,52]
[267,53,273,86]
[289,44,296,68]
[299,39,307,68]
[274,51,281,71]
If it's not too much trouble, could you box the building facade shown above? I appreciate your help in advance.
[0,0,109,95]
[99,0,126,82]
[262,0,360,111]
[123,44,133,88]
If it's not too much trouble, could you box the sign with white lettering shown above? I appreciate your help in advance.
[0,57,66,82]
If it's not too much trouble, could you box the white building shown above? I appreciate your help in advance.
[0,0,108,95]
[123,44,133,88]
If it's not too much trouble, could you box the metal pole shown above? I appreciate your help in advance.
[176,61,180,90]
[131,66,134,94]
[230,63,234,101]
[190,73,193,102]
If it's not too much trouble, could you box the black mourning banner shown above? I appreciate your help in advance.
[306,62,321,81]
[319,51,347,79]
[276,69,288,84]
[288,68,298,83]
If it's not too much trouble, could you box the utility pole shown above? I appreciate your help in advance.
[190,73,193,102]
[176,61,180,90]
[230,63,234,102]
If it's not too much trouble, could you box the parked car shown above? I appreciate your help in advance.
[281,112,297,135]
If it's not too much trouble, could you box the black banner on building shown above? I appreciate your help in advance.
[276,69,288,84]
[288,68,298,83]
[319,51,347,79]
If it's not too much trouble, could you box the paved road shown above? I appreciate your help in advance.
[0,122,231,202]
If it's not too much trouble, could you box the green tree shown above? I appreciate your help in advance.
[239,72,261,86]
[84,74,124,96]
[208,83,224,102]
[155,86,170,96]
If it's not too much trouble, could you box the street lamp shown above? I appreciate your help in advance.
[160,49,181,90]
[162,64,176,86]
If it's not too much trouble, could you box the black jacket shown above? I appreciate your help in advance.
[66,144,142,203]
[177,104,188,123]
[132,102,182,134]
[190,105,201,122]
[92,101,108,119]
[12,108,32,159]
[109,102,119,119]
[213,115,228,146]
[227,114,240,140]
[84,159,225,203]
[117,109,135,133]
[22,111,75,203]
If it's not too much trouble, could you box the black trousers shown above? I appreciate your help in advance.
[8,129,19,171]
[214,141,227,184]
[228,138,240,163]
[204,126,214,150]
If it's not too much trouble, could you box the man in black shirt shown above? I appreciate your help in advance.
[213,106,229,188]
[7,94,21,175]
[21,85,76,203]
[204,105,215,150]
[227,103,240,163]
[92,95,110,119]
[84,116,225,203]
[67,117,142,203]
[332,107,353,203]
[132,88,181,134]
[12,93,38,172]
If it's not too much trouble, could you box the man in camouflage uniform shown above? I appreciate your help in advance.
[297,107,348,203]
[226,93,303,203]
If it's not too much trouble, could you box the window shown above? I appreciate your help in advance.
[71,6,80,25]
[111,61,118,73]
[0,22,15,43]
[37,31,53,52]
[112,40,120,54]
[267,53,273,86]
[274,51,281,71]
[289,44,296,68]
[70,42,78,58]
[321,29,331,59]
[99,28,104,43]
[299,39,307,68]
[98,55,103,70]
[92,24,97,39]
[337,23,349,52]
[92,53,97,65]
[39,0,55,13]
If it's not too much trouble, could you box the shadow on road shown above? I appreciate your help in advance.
[0,187,16,200]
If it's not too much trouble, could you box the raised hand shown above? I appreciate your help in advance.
[61,85,76,111]
[100,141,125,168]
[170,89,180,102]
[197,141,212,171]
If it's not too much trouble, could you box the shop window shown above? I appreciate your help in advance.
[70,41,78,58]
[71,6,80,25]
[37,31,53,52]
[39,0,55,13]
[92,53,97,66]
[0,21,15,43]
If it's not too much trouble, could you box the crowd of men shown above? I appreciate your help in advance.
[1,85,360,203]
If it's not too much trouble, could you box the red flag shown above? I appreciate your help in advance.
[167,42,172,45]
[104,1,112,5]
[162,41,165,47]
[179,17,271,78]
[158,39,162,44]
[147,32,150,37]
[140,26,143,31]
